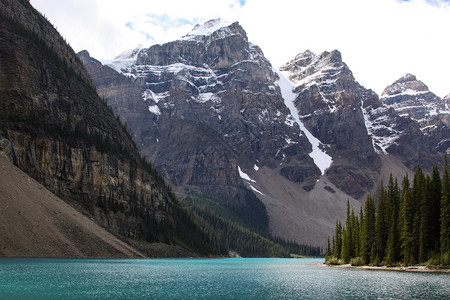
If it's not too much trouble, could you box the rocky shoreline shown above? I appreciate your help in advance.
[322,263,450,273]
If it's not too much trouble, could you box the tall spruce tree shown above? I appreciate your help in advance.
[441,156,450,264]
[359,206,364,259]
[327,163,447,267]
[362,195,376,265]
[430,166,441,253]
[349,209,356,259]
[402,184,416,266]
[419,175,434,262]
[375,183,388,264]
[385,176,401,265]
[411,166,425,263]
[333,219,342,259]
[354,211,360,258]
[326,236,331,260]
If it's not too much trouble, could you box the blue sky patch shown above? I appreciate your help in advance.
[145,14,196,30]
[401,0,450,5]
[125,22,134,30]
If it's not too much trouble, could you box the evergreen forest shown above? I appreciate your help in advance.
[325,157,450,267]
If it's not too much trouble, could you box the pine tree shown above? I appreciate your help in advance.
[402,186,416,266]
[385,176,401,265]
[359,206,364,258]
[361,195,376,265]
[332,235,336,259]
[333,219,343,259]
[349,209,356,259]
[430,166,441,253]
[441,156,450,264]
[419,175,434,262]
[325,236,331,260]
[410,166,425,263]
[326,163,447,267]
[341,230,348,263]
[375,183,388,264]
[341,201,354,263]
[354,211,360,258]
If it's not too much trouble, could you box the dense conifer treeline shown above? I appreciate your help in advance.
[178,190,322,257]
[326,157,450,267]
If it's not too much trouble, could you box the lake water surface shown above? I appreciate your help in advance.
[0,258,449,299]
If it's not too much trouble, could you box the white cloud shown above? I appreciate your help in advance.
[238,0,450,97]
[30,0,450,97]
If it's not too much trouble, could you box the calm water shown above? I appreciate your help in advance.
[0,258,449,299]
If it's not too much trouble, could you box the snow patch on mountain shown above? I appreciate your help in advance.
[361,104,400,154]
[238,166,256,183]
[182,18,234,40]
[273,68,333,175]
[249,185,265,195]
[148,105,161,115]
[102,58,137,74]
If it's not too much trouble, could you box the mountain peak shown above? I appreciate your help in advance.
[280,49,347,88]
[114,46,144,60]
[400,73,417,82]
[382,73,429,96]
[182,18,241,41]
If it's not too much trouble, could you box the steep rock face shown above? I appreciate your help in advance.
[381,74,446,121]
[0,0,181,246]
[81,20,444,247]
[280,50,380,199]
[77,50,154,149]
[0,0,92,86]
[82,20,345,246]
[90,19,320,203]
[380,74,450,154]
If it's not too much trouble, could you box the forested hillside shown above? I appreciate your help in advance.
[0,0,319,258]
[326,157,450,267]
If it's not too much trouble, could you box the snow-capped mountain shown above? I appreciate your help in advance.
[381,73,449,124]
[380,74,450,153]
[79,19,446,247]
[280,49,383,199]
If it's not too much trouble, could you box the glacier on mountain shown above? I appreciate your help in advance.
[274,68,333,175]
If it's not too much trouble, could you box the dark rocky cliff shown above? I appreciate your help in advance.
[79,20,447,247]
[0,0,189,249]
[380,74,450,155]
[280,50,381,199]
[80,20,319,204]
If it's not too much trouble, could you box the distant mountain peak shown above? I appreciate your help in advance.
[380,73,449,136]
[382,73,429,97]
[182,18,241,41]
[114,46,144,60]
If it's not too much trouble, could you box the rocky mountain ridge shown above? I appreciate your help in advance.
[380,73,450,154]
[81,19,448,247]
[0,0,203,256]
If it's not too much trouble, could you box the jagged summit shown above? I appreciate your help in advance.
[114,46,144,60]
[280,50,346,87]
[381,74,447,120]
[280,49,362,117]
[79,19,447,248]
[180,18,248,46]
[382,73,429,97]
[182,18,234,39]
[444,94,450,104]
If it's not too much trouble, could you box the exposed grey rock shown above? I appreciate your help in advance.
[381,74,450,155]
[281,50,380,198]
[80,20,446,247]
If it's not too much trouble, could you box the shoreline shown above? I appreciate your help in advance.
[321,263,450,273]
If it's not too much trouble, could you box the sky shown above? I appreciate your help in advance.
[30,0,449,97]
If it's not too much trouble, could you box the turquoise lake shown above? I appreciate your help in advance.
[0,258,449,299]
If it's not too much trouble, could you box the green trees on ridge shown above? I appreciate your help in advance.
[326,157,450,267]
